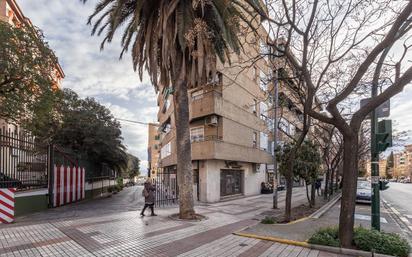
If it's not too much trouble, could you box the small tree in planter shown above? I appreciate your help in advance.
[295,141,322,207]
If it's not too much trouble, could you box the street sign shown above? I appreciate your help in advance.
[360,98,390,119]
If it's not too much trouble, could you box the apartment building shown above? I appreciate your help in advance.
[147,123,160,177]
[0,0,64,132]
[154,25,303,202]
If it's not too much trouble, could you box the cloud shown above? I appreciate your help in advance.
[19,0,157,175]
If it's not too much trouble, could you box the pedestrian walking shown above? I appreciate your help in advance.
[140,180,157,217]
[315,179,322,196]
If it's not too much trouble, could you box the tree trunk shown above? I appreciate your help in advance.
[310,180,316,207]
[284,168,293,222]
[338,134,359,248]
[174,56,196,219]
[305,181,312,208]
[324,169,330,200]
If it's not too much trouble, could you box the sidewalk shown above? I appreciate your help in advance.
[0,186,349,257]
[239,198,408,242]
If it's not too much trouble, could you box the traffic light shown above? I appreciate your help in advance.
[376,120,392,152]
[379,180,390,190]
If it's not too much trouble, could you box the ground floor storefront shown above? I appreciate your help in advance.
[160,160,268,203]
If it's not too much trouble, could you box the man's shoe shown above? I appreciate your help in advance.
[151,214,157,216]
[140,213,145,217]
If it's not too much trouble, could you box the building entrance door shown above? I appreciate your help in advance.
[220,169,243,197]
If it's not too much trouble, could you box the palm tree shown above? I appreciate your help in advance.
[82,0,263,219]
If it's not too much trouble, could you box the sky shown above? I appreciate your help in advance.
[18,1,158,175]
[17,0,412,170]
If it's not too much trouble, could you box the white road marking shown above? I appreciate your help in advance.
[391,207,400,215]
[355,214,388,224]
[406,215,412,219]
[400,217,411,224]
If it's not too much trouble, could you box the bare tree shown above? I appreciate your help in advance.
[246,0,412,246]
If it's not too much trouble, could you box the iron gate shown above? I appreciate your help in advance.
[0,127,48,190]
[153,168,178,207]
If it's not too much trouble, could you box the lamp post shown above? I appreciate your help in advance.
[272,67,279,209]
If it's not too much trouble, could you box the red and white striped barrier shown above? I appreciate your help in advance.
[0,188,15,223]
[53,165,85,207]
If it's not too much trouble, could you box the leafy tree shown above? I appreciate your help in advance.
[295,141,321,207]
[386,152,394,179]
[277,141,321,208]
[82,0,264,219]
[0,20,60,122]
[52,89,128,172]
[122,154,140,179]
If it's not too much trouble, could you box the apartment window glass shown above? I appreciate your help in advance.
[260,102,268,120]
[253,132,257,148]
[279,118,290,134]
[259,70,267,91]
[190,127,204,142]
[164,123,171,134]
[260,40,269,61]
[161,142,171,159]
[260,132,269,151]
[192,90,204,101]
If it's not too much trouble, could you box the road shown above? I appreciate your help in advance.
[381,182,412,240]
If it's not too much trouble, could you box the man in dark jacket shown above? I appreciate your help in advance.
[140,180,157,217]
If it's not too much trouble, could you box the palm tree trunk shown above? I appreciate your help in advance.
[338,133,359,247]
[174,55,195,219]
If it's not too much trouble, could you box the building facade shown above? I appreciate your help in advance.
[153,24,302,202]
[147,123,160,178]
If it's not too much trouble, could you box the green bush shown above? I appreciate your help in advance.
[354,227,410,257]
[261,216,276,224]
[308,226,340,247]
[308,226,410,257]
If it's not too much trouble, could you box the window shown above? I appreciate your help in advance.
[253,132,257,148]
[252,99,257,115]
[164,123,171,134]
[190,127,204,142]
[260,132,269,151]
[161,142,171,159]
[253,66,258,81]
[192,90,204,101]
[260,102,268,120]
[260,40,269,61]
[279,118,290,134]
[259,70,267,91]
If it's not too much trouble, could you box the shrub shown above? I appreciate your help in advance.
[261,216,276,224]
[354,227,410,257]
[308,226,340,247]
[308,226,410,257]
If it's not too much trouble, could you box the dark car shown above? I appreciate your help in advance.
[356,180,371,204]
[125,181,135,187]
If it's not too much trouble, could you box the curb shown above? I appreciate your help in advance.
[309,193,341,219]
[233,231,396,257]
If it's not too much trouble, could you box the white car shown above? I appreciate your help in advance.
[356,181,372,204]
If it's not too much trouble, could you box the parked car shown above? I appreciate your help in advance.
[124,181,135,187]
[356,180,371,204]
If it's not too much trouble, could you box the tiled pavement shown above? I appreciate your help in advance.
[0,187,348,257]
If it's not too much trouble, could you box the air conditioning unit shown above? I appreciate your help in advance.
[205,115,218,126]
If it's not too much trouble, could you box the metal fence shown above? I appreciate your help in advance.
[0,127,48,190]
[153,169,179,207]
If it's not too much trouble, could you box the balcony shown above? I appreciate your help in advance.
[159,135,272,167]
[189,89,223,120]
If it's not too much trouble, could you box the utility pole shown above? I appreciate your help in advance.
[272,67,279,209]
[371,82,380,231]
